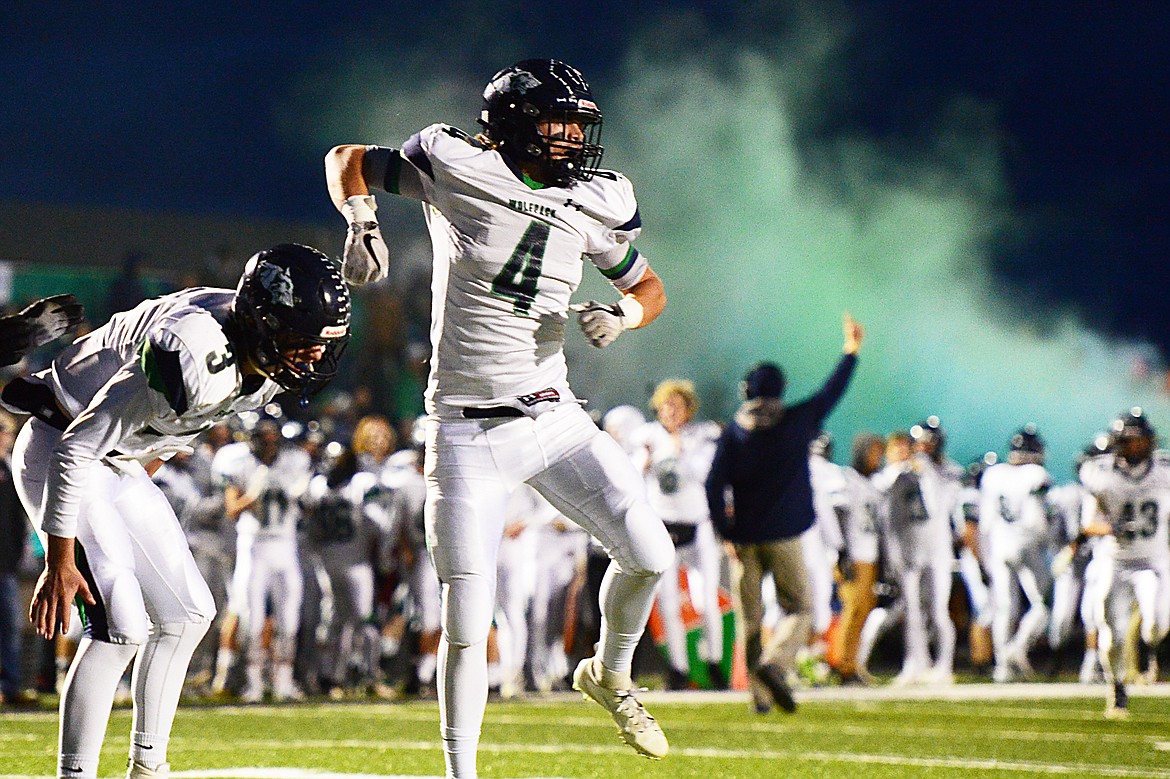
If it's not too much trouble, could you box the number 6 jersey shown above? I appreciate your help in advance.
[1080,453,1170,568]
[376,124,649,416]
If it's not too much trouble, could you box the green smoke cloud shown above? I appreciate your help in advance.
[290,9,1169,478]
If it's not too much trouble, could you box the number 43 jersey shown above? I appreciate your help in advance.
[1080,453,1170,567]
[392,124,649,415]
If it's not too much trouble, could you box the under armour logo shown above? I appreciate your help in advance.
[563,199,584,212]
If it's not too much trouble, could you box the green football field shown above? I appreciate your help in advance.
[3,685,1170,778]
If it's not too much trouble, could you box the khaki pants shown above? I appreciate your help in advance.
[832,560,877,676]
[733,535,812,675]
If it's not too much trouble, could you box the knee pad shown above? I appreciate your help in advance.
[442,575,494,649]
[154,619,211,644]
[613,501,674,578]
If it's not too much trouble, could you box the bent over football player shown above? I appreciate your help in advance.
[326,58,674,777]
[3,245,350,778]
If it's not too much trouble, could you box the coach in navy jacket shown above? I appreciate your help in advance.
[705,313,863,714]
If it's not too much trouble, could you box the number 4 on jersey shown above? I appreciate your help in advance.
[491,221,549,315]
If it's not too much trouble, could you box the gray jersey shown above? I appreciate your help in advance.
[303,468,388,568]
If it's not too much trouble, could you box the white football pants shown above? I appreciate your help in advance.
[424,404,674,779]
[12,418,213,778]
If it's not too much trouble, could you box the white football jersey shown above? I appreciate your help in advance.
[1047,482,1088,546]
[35,288,281,537]
[1079,454,1170,567]
[631,420,719,525]
[842,466,882,564]
[979,462,1053,545]
[392,124,648,415]
[212,441,312,542]
[809,454,848,552]
[917,454,964,531]
[384,451,428,554]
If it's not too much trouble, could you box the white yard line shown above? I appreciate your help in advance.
[69,737,1170,779]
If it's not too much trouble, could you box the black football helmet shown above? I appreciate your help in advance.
[810,431,833,460]
[1008,422,1045,464]
[1110,407,1156,466]
[230,244,351,403]
[962,452,997,488]
[910,415,946,459]
[478,59,603,186]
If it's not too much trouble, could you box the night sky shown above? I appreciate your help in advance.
[2,2,1168,469]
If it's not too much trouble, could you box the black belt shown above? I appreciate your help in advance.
[1,377,71,431]
[461,406,524,419]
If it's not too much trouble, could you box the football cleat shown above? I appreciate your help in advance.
[1105,682,1130,720]
[572,657,668,759]
[754,664,797,713]
[126,760,170,778]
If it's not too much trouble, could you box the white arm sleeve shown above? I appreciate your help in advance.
[41,364,166,537]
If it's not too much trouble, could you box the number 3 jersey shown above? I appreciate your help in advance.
[383,124,649,415]
[29,288,281,538]
[1079,453,1170,568]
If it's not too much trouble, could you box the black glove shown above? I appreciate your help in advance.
[0,294,85,366]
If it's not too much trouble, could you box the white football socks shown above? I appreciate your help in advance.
[58,638,139,779]
[130,621,209,770]
[597,562,660,678]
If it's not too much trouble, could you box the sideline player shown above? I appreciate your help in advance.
[4,245,349,778]
[979,425,1053,683]
[833,433,884,684]
[1078,409,1170,718]
[632,379,723,688]
[326,59,674,777]
[214,417,314,702]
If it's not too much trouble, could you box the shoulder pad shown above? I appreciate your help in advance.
[696,420,722,440]
[403,124,485,182]
[350,470,381,495]
[1078,454,1113,487]
[440,125,485,147]
[142,309,238,416]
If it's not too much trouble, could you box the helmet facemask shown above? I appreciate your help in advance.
[1111,408,1156,467]
[528,107,603,185]
[479,59,605,187]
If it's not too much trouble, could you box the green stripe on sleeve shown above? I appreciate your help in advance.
[600,246,638,280]
[386,152,403,195]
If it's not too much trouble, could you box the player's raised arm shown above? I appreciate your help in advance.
[325,144,390,285]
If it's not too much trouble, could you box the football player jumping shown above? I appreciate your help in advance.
[326,59,674,776]
[4,245,350,779]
